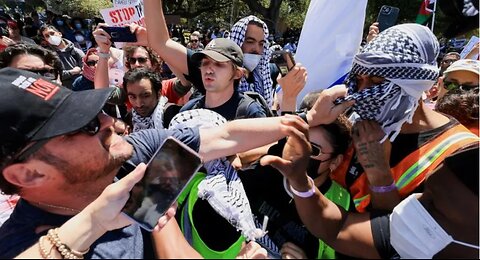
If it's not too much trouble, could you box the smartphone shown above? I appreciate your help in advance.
[122,137,203,231]
[376,5,400,32]
[100,26,137,43]
[272,50,296,76]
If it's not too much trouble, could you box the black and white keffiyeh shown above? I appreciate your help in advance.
[345,23,440,141]
[229,16,274,107]
[169,109,265,241]
[132,96,168,132]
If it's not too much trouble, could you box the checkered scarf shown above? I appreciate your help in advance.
[169,109,264,241]
[132,96,168,132]
[347,24,440,142]
[230,16,274,107]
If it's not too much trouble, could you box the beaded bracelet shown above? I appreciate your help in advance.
[47,228,89,259]
[39,235,54,259]
[369,181,397,193]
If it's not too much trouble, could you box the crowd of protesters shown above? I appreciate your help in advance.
[0,1,478,259]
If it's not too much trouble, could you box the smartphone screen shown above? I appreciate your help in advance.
[272,50,296,76]
[101,26,137,42]
[122,137,203,231]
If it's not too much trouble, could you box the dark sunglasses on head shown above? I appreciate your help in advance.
[443,80,479,92]
[86,60,98,67]
[128,57,148,64]
[14,116,101,162]
[25,68,58,81]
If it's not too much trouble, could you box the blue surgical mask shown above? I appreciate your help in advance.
[56,20,64,27]
[75,23,82,30]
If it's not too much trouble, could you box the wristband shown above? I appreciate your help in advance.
[98,52,111,59]
[369,181,397,193]
[297,112,309,124]
[289,176,316,198]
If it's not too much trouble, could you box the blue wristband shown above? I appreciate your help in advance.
[369,182,397,193]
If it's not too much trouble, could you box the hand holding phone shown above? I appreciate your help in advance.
[122,137,203,231]
[100,26,137,43]
[376,5,400,32]
[272,50,296,76]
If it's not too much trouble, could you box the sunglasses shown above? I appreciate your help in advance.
[190,39,198,43]
[310,142,334,157]
[128,57,148,64]
[86,60,98,67]
[25,68,58,81]
[14,116,101,162]
[443,80,479,92]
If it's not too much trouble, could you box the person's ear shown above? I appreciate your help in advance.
[234,67,245,80]
[2,163,47,190]
[329,154,344,172]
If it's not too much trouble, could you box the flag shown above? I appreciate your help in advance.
[294,0,368,106]
[416,0,436,25]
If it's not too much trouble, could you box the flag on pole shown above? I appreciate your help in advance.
[416,0,436,25]
[294,0,368,106]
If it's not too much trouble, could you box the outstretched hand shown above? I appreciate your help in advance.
[260,114,311,184]
[306,85,354,127]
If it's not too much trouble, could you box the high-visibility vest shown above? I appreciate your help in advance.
[178,173,245,259]
[331,124,479,212]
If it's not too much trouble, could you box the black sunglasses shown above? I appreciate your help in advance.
[25,68,58,81]
[14,117,101,162]
[443,80,479,92]
[128,57,148,64]
[190,39,198,43]
[310,142,334,157]
[86,60,98,67]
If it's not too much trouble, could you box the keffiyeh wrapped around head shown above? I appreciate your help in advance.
[349,23,440,141]
[230,16,274,107]
[168,109,264,241]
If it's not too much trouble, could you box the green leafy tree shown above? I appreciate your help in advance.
[43,0,112,18]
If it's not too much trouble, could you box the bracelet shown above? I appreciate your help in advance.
[297,112,309,124]
[47,228,89,259]
[39,235,54,259]
[289,176,316,198]
[369,181,397,193]
[98,52,111,59]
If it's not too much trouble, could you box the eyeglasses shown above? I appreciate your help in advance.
[190,39,198,43]
[13,117,101,162]
[128,57,148,64]
[86,60,98,67]
[443,80,479,92]
[24,68,58,81]
[310,142,334,157]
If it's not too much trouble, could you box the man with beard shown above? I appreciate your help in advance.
[329,24,479,212]
[0,68,351,258]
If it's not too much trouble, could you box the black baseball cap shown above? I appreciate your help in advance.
[0,67,113,157]
[192,38,243,67]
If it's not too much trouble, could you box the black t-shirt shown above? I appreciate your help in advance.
[370,212,400,259]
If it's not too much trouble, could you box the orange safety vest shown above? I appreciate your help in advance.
[331,123,479,212]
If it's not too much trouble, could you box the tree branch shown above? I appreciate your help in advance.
[241,0,268,17]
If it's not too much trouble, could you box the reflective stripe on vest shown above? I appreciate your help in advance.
[179,173,245,259]
[343,124,479,212]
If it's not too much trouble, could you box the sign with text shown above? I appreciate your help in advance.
[100,0,144,27]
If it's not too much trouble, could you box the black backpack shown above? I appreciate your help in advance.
[235,91,275,118]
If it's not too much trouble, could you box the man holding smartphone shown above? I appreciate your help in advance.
[0,67,352,258]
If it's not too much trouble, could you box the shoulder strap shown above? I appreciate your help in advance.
[236,91,274,118]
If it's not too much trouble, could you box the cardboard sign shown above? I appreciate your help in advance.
[100,1,144,27]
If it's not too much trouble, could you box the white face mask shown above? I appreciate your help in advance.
[243,53,262,72]
[48,35,62,46]
[75,35,85,43]
[390,193,479,258]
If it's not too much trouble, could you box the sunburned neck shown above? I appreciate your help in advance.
[400,102,450,134]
